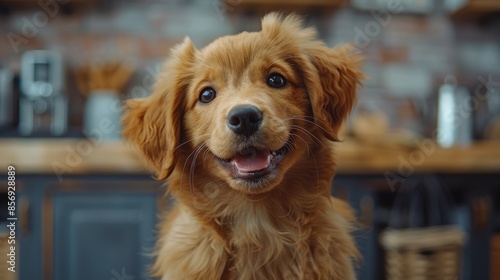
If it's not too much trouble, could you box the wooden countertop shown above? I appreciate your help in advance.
[0,138,147,175]
[334,139,500,174]
[0,138,499,175]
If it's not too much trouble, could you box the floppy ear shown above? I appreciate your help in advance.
[303,43,364,141]
[122,38,196,180]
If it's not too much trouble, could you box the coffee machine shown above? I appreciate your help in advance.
[0,66,14,130]
[19,50,67,136]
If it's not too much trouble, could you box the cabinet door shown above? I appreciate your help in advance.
[42,179,162,280]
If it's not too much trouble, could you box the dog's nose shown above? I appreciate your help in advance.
[227,105,263,136]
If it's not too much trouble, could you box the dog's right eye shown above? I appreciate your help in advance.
[267,73,287,88]
[199,87,217,103]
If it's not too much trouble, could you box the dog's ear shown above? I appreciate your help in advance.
[303,44,364,141]
[261,13,363,140]
[122,38,196,180]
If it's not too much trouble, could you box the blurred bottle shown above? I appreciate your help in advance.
[437,75,472,148]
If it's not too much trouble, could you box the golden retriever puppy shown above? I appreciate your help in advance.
[122,13,363,280]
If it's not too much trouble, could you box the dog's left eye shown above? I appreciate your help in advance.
[199,87,217,103]
[267,73,287,88]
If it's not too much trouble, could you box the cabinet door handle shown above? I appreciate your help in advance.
[20,197,30,235]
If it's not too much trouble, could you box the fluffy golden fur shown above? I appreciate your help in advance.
[122,13,364,280]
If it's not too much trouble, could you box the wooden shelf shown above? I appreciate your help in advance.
[1,138,499,175]
[334,139,500,174]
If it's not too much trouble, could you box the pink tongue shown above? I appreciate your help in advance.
[233,148,270,172]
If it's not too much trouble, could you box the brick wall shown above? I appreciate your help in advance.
[1,0,498,135]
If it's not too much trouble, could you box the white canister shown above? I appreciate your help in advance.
[83,90,122,140]
[437,76,472,148]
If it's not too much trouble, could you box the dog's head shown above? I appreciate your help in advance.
[122,13,363,194]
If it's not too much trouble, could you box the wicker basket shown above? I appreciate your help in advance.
[492,234,500,280]
[380,226,465,280]
[0,232,16,280]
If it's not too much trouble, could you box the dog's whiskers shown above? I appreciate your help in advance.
[284,137,296,153]
[180,145,201,190]
[180,143,206,192]
[189,143,207,196]
[310,152,321,193]
[287,117,340,142]
[201,142,213,168]
[288,124,327,151]
[289,132,310,155]
[173,133,211,152]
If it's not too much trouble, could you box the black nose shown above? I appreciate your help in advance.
[227,105,263,136]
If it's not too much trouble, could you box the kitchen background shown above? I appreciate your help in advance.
[0,0,499,280]
[1,0,500,139]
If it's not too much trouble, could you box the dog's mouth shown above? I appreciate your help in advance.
[216,142,290,183]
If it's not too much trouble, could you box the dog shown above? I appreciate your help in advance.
[122,13,363,280]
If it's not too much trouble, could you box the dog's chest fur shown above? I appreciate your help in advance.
[157,189,356,280]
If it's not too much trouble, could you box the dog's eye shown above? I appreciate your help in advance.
[267,73,287,88]
[199,87,217,103]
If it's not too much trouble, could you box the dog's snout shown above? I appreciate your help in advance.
[227,105,263,136]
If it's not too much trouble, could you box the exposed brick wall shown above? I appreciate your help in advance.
[1,0,498,135]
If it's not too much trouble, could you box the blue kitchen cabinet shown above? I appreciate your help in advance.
[11,173,499,280]
[17,175,165,280]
